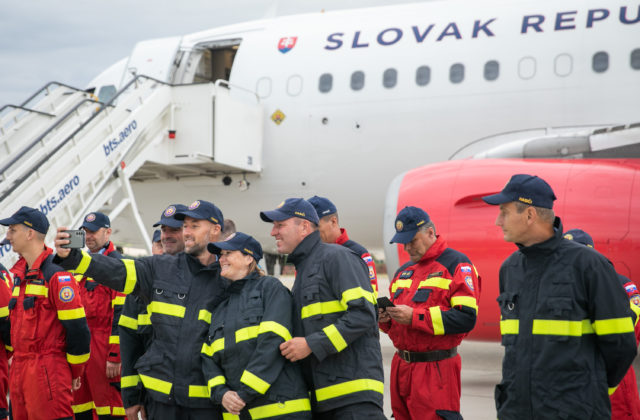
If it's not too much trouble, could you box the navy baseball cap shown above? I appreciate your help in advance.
[390,206,431,244]
[208,232,263,262]
[482,174,556,209]
[175,200,224,230]
[152,229,162,243]
[308,196,337,218]
[153,204,187,228]
[81,212,110,231]
[564,229,594,248]
[260,198,319,225]
[0,206,49,234]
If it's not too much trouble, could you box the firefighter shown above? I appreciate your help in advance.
[72,212,126,419]
[201,232,312,419]
[54,200,226,419]
[119,203,186,420]
[0,262,11,420]
[1,206,90,419]
[482,174,637,419]
[260,198,385,419]
[380,206,480,420]
[307,196,378,296]
[564,228,640,420]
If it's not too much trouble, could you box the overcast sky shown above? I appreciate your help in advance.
[0,0,424,106]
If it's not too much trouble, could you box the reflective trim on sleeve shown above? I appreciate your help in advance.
[198,309,212,324]
[429,306,445,335]
[121,375,140,388]
[315,378,384,402]
[222,413,239,420]
[418,277,451,290]
[592,317,635,335]
[57,307,86,320]
[450,296,478,312]
[25,284,48,297]
[112,407,126,416]
[236,321,292,343]
[112,295,126,307]
[109,335,119,345]
[188,385,210,398]
[75,251,92,274]
[301,300,345,319]
[500,319,519,335]
[0,306,9,317]
[323,324,347,352]
[202,338,224,357]
[148,301,186,318]
[138,312,151,325]
[11,287,19,297]
[532,319,594,336]
[118,314,138,330]
[67,352,90,364]
[609,386,618,396]
[630,302,640,326]
[208,375,226,389]
[72,401,94,413]
[342,287,376,306]
[140,374,172,395]
[391,279,412,293]
[240,370,271,394]
[236,326,259,343]
[248,398,312,419]
[122,259,137,295]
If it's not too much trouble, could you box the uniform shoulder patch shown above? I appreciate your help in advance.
[460,265,472,274]
[464,276,475,291]
[59,286,75,302]
[58,275,71,283]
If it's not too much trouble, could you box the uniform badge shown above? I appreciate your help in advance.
[461,266,472,274]
[395,220,404,232]
[164,206,176,217]
[86,213,96,222]
[399,270,413,279]
[59,286,75,302]
[58,275,71,283]
[271,110,286,125]
[368,266,375,280]
[625,284,638,296]
[278,37,297,53]
[464,276,475,291]
[632,295,640,308]
[363,256,373,263]
[563,233,574,241]
[189,200,200,210]
[427,271,443,278]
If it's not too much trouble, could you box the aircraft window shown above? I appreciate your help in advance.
[351,71,365,91]
[319,73,333,93]
[97,85,117,104]
[416,66,431,86]
[518,57,536,80]
[256,77,272,99]
[383,68,397,88]
[554,54,573,77]
[592,52,609,73]
[450,63,464,84]
[631,49,640,70]
[484,60,500,81]
[287,75,303,97]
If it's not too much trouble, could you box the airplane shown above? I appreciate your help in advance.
[1,0,639,341]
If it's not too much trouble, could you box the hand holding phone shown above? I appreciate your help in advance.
[377,296,395,309]
[61,230,85,249]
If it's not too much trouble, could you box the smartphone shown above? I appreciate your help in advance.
[62,229,85,249]
[377,296,395,309]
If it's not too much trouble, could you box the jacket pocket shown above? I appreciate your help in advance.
[149,281,188,327]
[243,291,264,324]
[497,292,519,346]
[412,288,431,303]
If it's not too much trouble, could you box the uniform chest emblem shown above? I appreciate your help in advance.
[399,270,413,279]
[59,286,75,302]
[427,271,443,278]
[464,276,475,291]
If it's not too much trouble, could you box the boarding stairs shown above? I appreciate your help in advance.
[0,76,263,267]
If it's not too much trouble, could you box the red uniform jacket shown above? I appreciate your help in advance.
[335,228,379,296]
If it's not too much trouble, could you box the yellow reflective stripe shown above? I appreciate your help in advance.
[121,375,140,388]
[118,314,138,330]
[609,386,618,396]
[259,321,292,342]
[112,407,126,416]
[473,265,479,277]
[500,319,519,335]
[532,319,594,336]
[450,296,478,312]
[95,405,110,415]
[72,401,94,413]
[391,279,412,293]
[208,375,226,389]
[630,302,640,326]
[248,398,312,419]
[236,325,259,342]
[148,301,185,318]
[240,370,270,394]
[122,259,137,295]
[109,335,120,345]
[315,378,384,402]
[202,338,224,357]
[188,385,210,398]
[11,287,19,297]
[67,352,90,364]
[323,324,347,352]
[112,295,126,307]
[342,287,376,306]
[0,306,8,317]
[223,413,239,420]
[199,309,212,324]
[430,306,444,335]
[140,374,172,395]
[57,307,86,320]
[301,300,345,319]
[75,250,92,274]
[5,345,13,352]
[592,317,635,335]
[138,312,151,325]
[418,277,451,290]
[25,284,48,297]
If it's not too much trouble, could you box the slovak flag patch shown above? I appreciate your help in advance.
[278,37,298,54]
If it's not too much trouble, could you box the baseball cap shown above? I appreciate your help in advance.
[482,174,557,209]
[175,200,224,230]
[390,206,431,244]
[81,212,111,231]
[153,204,188,228]
[308,196,337,218]
[0,206,49,234]
[564,229,594,248]
[260,198,319,225]
[152,229,162,243]
[0,238,8,246]
[207,232,263,262]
